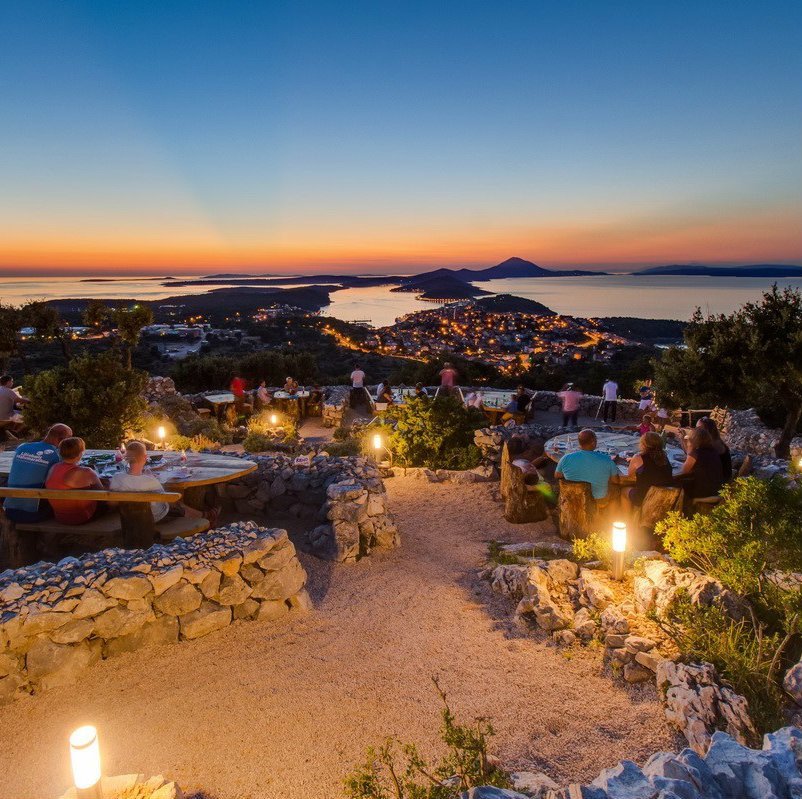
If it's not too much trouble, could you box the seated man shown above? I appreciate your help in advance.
[0,375,30,434]
[45,436,105,524]
[413,383,429,399]
[109,440,205,523]
[555,429,619,504]
[3,423,72,523]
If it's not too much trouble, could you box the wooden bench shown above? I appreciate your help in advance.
[0,487,210,568]
[500,443,549,523]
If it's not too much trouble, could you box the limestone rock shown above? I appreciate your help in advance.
[216,574,252,606]
[148,566,184,597]
[578,569,614,610]
[104,616,179,657]
[26,638,101,688]
[232,599,260,620]
[179,603,231,640]
[93,606,155,639]
[545,559,579,585]
[103,575,152,601]
[623,662,653,683]
[257,600,289,622]
[288,589,313,612]
[49,618,94,645]
[154,583,203,616]
[250,560,306,601]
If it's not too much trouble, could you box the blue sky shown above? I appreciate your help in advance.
[1,0,800,273]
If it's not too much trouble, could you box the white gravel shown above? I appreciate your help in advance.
[0,477,676,798]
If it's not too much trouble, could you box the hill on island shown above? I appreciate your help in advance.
[474,293,556,315]
[391,274,491,300]
[403,256,603,285]
[633,264,802,277]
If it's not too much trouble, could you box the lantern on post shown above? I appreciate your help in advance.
[611,521,627,580]
[270,413,278,426]
[157,426,166,450]
[69,725,103,799]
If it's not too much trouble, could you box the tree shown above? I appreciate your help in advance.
[654,286,802,457]
[83,299,110,330]
[0,303,25,370]
[22,301,73,362]
[113,304,154,369]
[23,350,147,448]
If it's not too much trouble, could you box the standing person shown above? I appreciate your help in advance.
[350,365,366,388]
[554,429,619,505]
[0,375,29,433]
[557,383,583,429]
[45,437,105,525]
[602,378,618,423]
[438,362,458,396]
[638,384,655,415]
[2,423,72,522]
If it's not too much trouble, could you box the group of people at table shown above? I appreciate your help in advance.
[510,417,730,516]
[2,424,213,528]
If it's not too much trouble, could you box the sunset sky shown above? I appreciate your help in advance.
[1,0,801,276]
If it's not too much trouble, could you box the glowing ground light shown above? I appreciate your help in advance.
[611,521,627,581]
[69,725,102,797]
[270,414,278,425]
[373,433,382,450]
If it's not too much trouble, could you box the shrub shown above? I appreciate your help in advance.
[387,396,484,470]
[23,351,147,448]
[657,477,802,609]
[571,532,612,568]
[343,678,510,799]
[323,439,361,457]
[169,433,221,452]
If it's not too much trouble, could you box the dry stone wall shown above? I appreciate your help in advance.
[711,406,802,463]
[0,521,310,704]
[322,385,350,428]
[219,454,399,563]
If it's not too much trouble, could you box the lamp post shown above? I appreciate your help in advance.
[372,433,393,467]
[611,521,627,581]
[69,726,103,799]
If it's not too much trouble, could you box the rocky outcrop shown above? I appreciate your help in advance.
[219,454,399,562]
[0,522,309,704]
[711,406,802,462]
[142,375,177,402]
[473,727,802,799]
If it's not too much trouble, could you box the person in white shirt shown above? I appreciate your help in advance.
[375,381,386,401]
[464,390,483,409]
[350,366,366,388]
[0,374,29,433]
[256,380,271,407]
[602,379,618,424]
[110,441,205,523]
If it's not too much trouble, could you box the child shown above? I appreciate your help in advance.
[638,414,655,436]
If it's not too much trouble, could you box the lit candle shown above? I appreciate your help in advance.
[69,725,103,798]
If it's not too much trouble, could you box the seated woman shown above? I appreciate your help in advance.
[464,390,483,409]
[377,384,394,405]
[413,383,429,399]
[283,376,298,394]
[677,427,725,501]
[45,437,105,524]
[626,431,673,506]
[696,416,732,482]
[256,380,272,408]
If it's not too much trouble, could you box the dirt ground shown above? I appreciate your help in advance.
[0,477,677,799]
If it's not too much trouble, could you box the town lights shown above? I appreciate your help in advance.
[611,521,627,581]
[69,725,103,798]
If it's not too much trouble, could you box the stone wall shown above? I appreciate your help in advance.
[0,521,310,704]
[322,385,350,428]
[474,423,563,464]
[711,406,802,462]
[529,390,643,421]
[219,454,399,563]
[142,375,177,402]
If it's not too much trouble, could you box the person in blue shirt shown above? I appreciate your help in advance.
[3,423,72,522]
[555,429,619,502]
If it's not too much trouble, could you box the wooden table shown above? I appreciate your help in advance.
[0,449,257,508]
[544,431,686,481]
[273,390,310,418]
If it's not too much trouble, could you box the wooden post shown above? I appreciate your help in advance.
[118,502,157,550]
[557,479,596,540]
[504,465,549,524]
[0,511,38,569]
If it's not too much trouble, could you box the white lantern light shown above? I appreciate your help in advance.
[373,433,382,450]
[612,521,627,553]
[69,725,102,797]
[157,425,166,441]
[270,414,278,426]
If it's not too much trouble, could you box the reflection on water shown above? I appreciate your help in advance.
[2,274,800,328]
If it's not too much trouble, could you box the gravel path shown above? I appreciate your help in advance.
[0,477,676,799]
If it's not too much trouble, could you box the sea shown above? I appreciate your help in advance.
[1,274,801,328]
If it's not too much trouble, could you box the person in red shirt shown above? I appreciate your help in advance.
[45,437,104,524]
[438,363,458,397]
[230,375,246,398]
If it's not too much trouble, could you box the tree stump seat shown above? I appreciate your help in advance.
[639,485,684,530]
[500,443,549,523]
[557,478,598,540]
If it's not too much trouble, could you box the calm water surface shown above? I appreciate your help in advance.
[2,274,800,328]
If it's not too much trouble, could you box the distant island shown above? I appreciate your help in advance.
[633,264,802,277]
[391,274,491,301]
[404,256,604,284]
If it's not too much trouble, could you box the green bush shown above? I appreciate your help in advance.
[657,477,802,608]
[344,678,510,799]
[168,433,221,452]
[571,532,612,568]
[23,351,147,448]
[323,439,361,457]
[387,396,484,470]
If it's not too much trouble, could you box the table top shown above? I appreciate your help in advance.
[544,431,686,477]
[0,449,257,491]
[274,390,310,399]
[204,392,237,405]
